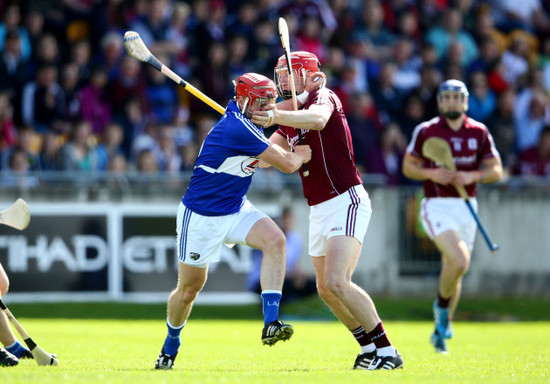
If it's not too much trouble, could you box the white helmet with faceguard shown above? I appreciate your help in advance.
[234,73,278,117]
[274,51,320,100]
[437,79,469,120]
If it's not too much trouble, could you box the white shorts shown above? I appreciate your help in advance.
[309,185,372,257]
[420,197,477,251]
[176,199,267,268]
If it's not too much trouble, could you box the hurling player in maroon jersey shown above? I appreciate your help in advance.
[402,79,503,353]
[252,51,403,371]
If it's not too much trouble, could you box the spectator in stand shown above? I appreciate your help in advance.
[179,141,199,172]
[166,1,192,78]
[501,34,534,87]
[407,64,442,121]
[145,53,179,124]
[20,62,65,134]
[296,16,327,63]
[136,148,159,173]
[0,30,29,100]
[108,55,148,114]
[426,8,479,68]
[60,62,82,121]
[487,88,518,172]
[1,147,40,188]
[514,126,550,177]
[0,125,40,172]
[38,131,62,171]
[0,5,32,62]
[227,1,259,40]
[69,39,93,83]
[31,33,60,73]
[370,61,404,125]
[22,9,44,63]
[95,31,125,81]
[114,95,147,159]
[392,37,421,93]
[398,92,426,141]
[0,92,17,150]
[130,0,182,59]
[156,125,181,173]
[347,91,381,172]
[353,0,396,62]
[187,0,227,66]
[277,0,337,41]
[195,42,231,109]
[514,73,550,152]
[58,120,99,172]
[467,70,496,123]
[96,122,125,172]
[227,34,254,82]
[250,16,280,75]
[490,0,550,34]
[364,122,408,185]
[79,66,111,135]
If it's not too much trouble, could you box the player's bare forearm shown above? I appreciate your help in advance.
[402,153,434,181]
[253,104,330,131]
[258,143,311,173]
[477,157,503,184]
[402,154,454,184]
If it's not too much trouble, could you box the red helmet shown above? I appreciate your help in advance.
[275,51,321,99]
[235,72,277,115]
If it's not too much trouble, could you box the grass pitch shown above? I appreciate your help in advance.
[1,318,548,384]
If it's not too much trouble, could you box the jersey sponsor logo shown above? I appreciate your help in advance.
[330,226,343,232]
[241,158,260,175]
[455,154,477,165]
[190,252,201,261]
[468,138,478,150]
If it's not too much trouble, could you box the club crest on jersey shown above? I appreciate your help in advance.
[468,138,478,150]
[190,252,201,261]
[241,158,260,175]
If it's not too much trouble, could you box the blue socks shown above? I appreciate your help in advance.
[163,318,184,356]
[5,340,29,358]
[261,290,282,325]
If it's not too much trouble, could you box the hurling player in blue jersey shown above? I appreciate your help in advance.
[155,73,311,370]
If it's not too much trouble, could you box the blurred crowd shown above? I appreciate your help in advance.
[1,0,550,188]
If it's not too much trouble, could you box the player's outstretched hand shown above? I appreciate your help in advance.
[251,104,278,127]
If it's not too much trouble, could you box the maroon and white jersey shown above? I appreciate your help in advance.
[276,88,362,206]
[406,115,500,198]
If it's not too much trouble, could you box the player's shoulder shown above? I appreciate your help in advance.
[413,116,441,135]
[464,116,489,132]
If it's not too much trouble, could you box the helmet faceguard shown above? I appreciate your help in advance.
[437,79,469,120]
[274,51,320,100]
[235,73,278,117]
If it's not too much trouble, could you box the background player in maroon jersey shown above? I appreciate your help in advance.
[252,51,403,371]
[402,79,503,353]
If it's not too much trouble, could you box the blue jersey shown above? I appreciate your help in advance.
[182,101,271,216]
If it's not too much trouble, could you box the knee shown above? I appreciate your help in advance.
[261,230,286,255]
[177,284,203,304]
[449,254,470,276]
[324,274,348,298]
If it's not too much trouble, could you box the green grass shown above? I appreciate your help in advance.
[1,319,549,383]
